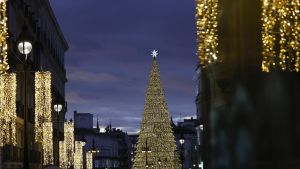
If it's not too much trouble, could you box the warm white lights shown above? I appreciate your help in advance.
[261,0,300,72]
[34,71,53,165]
[0,0,9,74]
[74,141,85,169]
[133,59,180,169]
[86,152,93,169]
[60,121,75,169]
[0,73,17,146]
[196,0,220,68]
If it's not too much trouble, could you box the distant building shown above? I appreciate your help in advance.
[74,111,132,169]
[173,117,199,169]
[0,0,68,168]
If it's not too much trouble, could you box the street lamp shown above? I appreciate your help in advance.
[17,24,33,169]
[158,158,161,169]
[179,133,185,169]
[142,138,151,168]
[80,136,87,147]
[17,25,33,61]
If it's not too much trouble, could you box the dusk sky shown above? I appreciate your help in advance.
[50,0,198,133]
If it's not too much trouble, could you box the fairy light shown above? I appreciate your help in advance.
[261,0,300,72]
[195,0,219,68]
[0,73,17,146]
[42,122,54,165]
[65,121,74,167]
[59,140,67,169]
[0,0,9,74]
[133,59,181,169]
[74,141,84,169]
[34,71,53,164]
[86,152,93,169]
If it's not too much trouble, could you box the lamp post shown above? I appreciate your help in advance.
[179,134,185,169]
[54,103,62,166]
[17,24,33,169]
[142,139,151,168]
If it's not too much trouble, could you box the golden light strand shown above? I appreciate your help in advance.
[42,122,54,165]
[74,141,84,169]
[195,0,219,68]
[261,0,300,72]
[59,140,67,169]
[0,0,9,74]
[34,71,53,164]
[0,73,17,146]
[133,59,181,169]
[86,152,93,169]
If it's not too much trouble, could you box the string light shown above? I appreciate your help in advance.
[133,59,181,169]
[195,0,220,68]
[42,122,54,165]
[59,140,67,169]
[86,152,93,169]
[34,71,53,164]
[0,0,9,74]
[60,121,75,169]
[0,73,17,146]
[261,0,300,72]
[74,141,85,169]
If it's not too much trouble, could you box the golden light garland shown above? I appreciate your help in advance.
[74,141,85,169]
[60,121,75,169]
[34,71,53,164]
[42,122,54,165]
[133,59,181,169]
[262,0,300,72]
[86,152,93,169]
[0,0,9,74]
[195,0,219,68]
[0,73,17,146]
[59,140,67,169]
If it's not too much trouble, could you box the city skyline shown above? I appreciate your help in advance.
[50,0,198,133]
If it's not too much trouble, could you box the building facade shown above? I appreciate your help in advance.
[173,118,199,169]
[195,0,300,169]
[0,0,68,168]
[74,111,132,169]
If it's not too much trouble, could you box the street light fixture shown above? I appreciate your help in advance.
[17,24,33,169]
[179,133,185,169]
[54,104,63,113]
[17,25,33,61]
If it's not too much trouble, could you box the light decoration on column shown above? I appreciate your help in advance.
[195,0,220,68]
[34,71,53,164]
[261,0,300,72]
[86,152,93,169]
[0,0,9,74]
[65,121,74,167]
[74,141,84,169]
[0,73,17,146]
[59,140,67,169]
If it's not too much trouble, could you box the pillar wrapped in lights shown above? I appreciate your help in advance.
[35,71,53,164]
[261,0,300,72]
[0,73,17,146]
[59,141,67,169]
[0,0,9,74]
[74,141,85,169]
[195,0,220,68]
[60,121,75,169]
[86,152,93,169]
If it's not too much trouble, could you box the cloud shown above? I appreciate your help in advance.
[68,70,120,84]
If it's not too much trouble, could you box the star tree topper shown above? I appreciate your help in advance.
[151,50,158,59]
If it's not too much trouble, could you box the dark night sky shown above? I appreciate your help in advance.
[50,0,198,133]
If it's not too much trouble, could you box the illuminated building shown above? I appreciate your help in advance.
[0,0,68,168]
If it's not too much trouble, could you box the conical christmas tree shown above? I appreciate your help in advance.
[133,51,181,169]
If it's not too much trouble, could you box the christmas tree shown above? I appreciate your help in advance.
[133,51,181,169]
